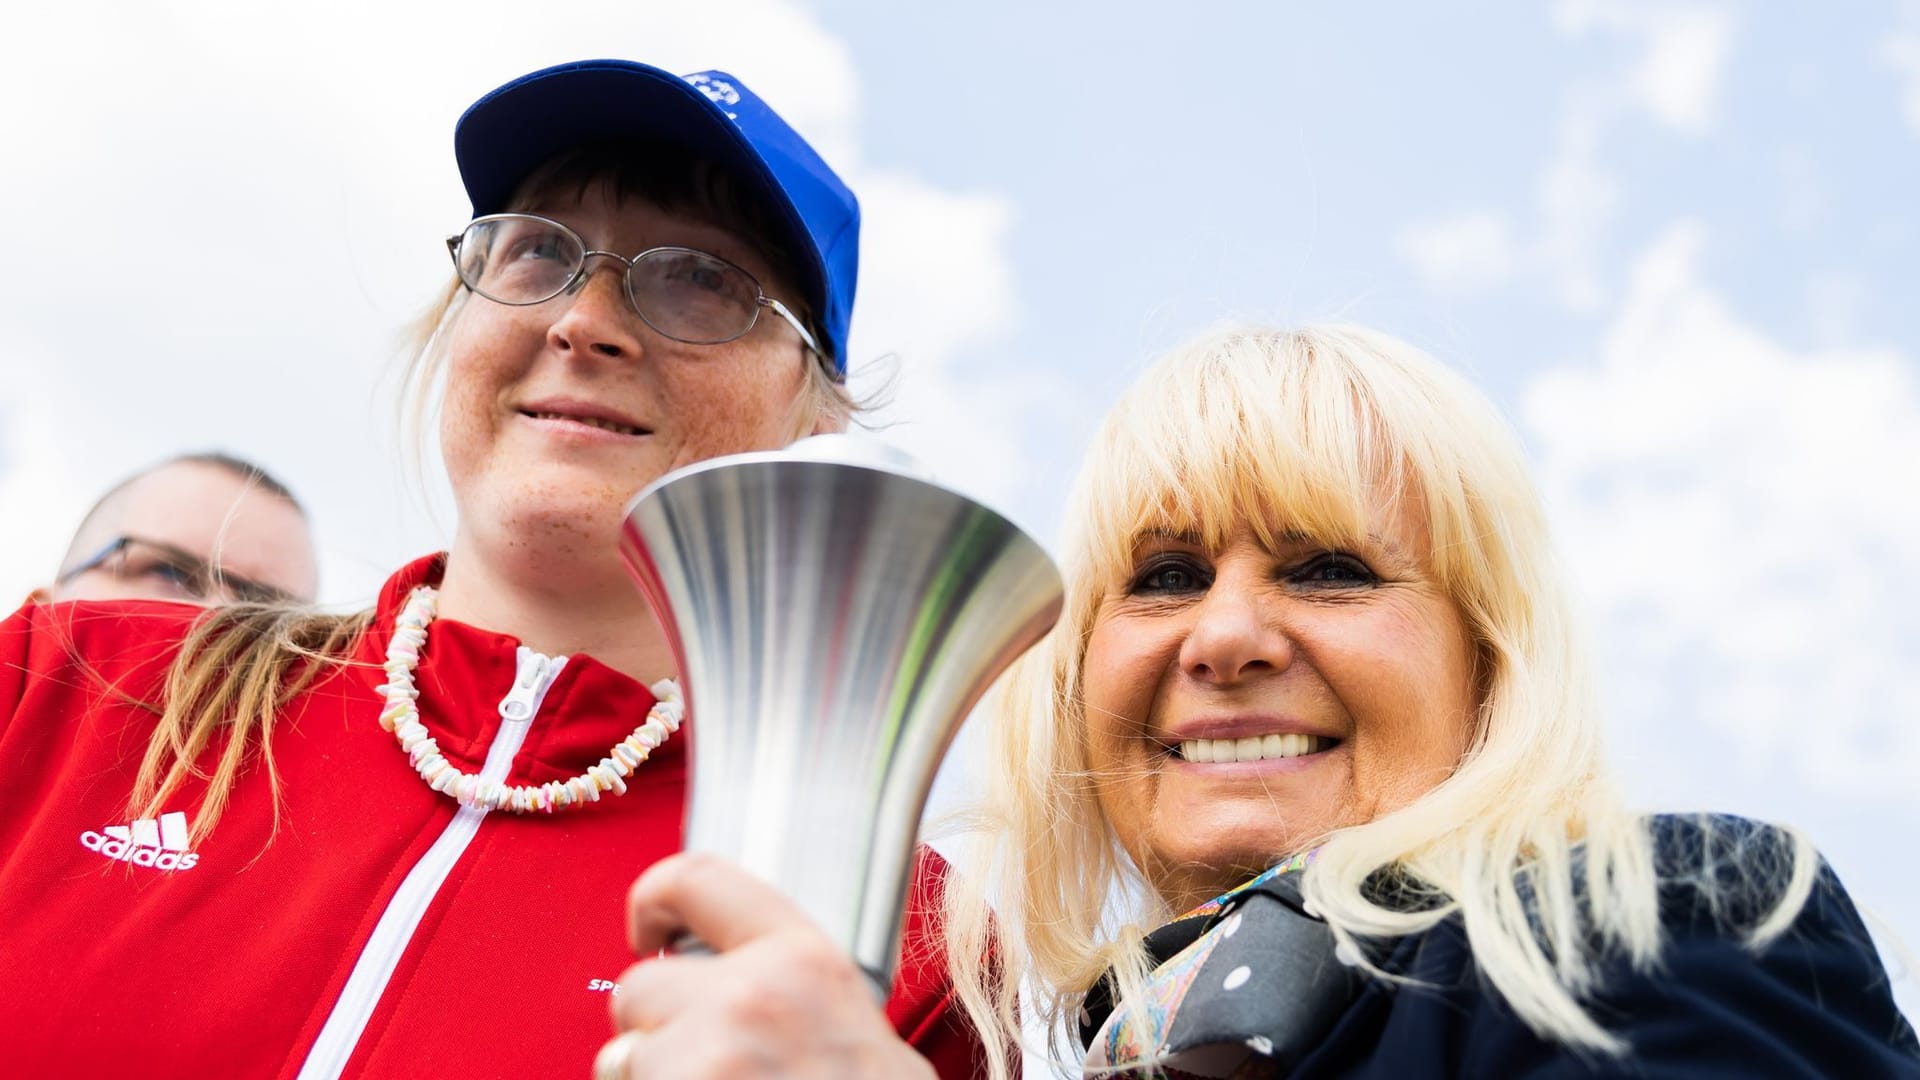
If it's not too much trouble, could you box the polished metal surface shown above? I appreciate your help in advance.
[619,434,1062,992]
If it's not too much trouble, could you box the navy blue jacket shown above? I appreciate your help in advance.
[1085,818,1919,1077]
[1300,865,1917,1076]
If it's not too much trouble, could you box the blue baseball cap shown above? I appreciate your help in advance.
[454,60,859,375]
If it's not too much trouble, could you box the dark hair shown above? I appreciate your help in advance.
[171,451,299,504]
[62,451,304,565]
[507,140,823,347]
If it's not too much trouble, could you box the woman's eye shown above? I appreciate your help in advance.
[512,234,568,261]
[143,561,197,587]
[677,265,729,293]
[123,557,198,596]
[1292,553,1376,587]
[1131,558,1210,594]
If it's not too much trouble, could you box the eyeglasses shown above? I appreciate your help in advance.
[446,213,824,359]
[55,535,295,606]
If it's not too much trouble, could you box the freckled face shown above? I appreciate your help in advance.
[1080,496,1480,910]
[438,184,814,570]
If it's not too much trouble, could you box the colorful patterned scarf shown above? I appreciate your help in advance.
[1079,851,1357,1078]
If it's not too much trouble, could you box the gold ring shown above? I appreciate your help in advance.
[593,1030,644,1080]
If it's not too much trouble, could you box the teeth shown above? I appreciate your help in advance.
[1178,734,1329,763]
[530,411,641,435]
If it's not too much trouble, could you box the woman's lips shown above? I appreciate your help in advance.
[516,397,652,438]
[521,409,649,436]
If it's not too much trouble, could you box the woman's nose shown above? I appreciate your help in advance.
[547,261,644,361]
[1178,586,1292,685]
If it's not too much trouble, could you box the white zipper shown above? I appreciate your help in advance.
[295,646,568,1080]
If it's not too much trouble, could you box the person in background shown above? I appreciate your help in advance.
[34,450,318,606]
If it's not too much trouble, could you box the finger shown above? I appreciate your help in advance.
[625,852,813,955]
[592,1030,644,1080]
[609,952,715,1034]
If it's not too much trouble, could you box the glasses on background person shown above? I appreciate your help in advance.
[447,213,824,359]
[54,535,295,606]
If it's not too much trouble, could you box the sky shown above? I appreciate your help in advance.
[2,0,1916,1041]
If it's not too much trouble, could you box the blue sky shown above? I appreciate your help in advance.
[2,0,1916,1038]
[834,5,1920,1023]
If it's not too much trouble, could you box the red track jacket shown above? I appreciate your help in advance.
[0,555,981,1078]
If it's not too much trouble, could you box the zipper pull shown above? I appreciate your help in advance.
[499,648,552,723]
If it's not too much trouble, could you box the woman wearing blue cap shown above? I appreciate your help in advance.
[0,60,984,1079]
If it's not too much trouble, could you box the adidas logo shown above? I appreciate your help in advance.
[79,811,200,871]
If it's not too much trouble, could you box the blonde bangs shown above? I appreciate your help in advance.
[1072,325,1432,599]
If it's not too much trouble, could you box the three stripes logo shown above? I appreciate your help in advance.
[79,811,200,871]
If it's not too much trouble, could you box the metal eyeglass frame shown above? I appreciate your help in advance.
[56,534,294,605]
[446,213,826,362]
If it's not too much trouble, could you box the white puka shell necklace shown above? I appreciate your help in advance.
[377,585,683,813]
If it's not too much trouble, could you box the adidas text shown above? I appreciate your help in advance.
[79,811,199,871]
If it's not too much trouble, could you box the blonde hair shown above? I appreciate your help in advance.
[125,153,862,845]
[941,324,1816,1075]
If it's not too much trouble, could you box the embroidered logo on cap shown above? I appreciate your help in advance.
[684,73,740,119]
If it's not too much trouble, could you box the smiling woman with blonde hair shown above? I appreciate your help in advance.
[568,317,1920,1068]
[928,322,1917,1077]
[588,321,1916,1077]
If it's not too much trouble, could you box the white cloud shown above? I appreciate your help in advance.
[1395,97,1617,310]
[1630,7,1736,132]
[1525,222,1920,797]
[1551,0,1736,132]
[0,0,1025,609]
[1444,1,1733,312]
[1535,94,1620,311]
[1399,3,1738,308]
[848,173,1062,520]
[1393,212,1518,297]
[1884,9,1920,135]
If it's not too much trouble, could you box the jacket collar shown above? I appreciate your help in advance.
[356,554,680,781]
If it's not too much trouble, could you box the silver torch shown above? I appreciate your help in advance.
[616,434,1063,995]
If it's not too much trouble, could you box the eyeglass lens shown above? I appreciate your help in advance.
[73,537,285,605]
[454,216,766,345]
[93,539,211,601]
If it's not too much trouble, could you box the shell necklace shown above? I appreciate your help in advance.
[377,585,683,813]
